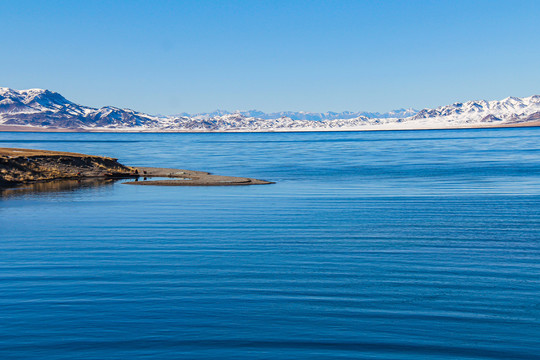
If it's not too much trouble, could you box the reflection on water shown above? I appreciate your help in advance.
[0,176,196,199]
[0,178,117,198]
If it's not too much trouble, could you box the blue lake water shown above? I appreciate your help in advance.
[1,128,539,359]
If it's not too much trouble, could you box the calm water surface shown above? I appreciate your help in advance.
[1,128,539,359]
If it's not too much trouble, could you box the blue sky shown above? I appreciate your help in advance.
[1,0,539,114]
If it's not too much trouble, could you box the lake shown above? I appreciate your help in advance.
[1,128,539,359]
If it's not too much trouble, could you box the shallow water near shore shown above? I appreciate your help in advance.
[1,128,540,359]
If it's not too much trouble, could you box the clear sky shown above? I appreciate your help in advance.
[1,0,539,115]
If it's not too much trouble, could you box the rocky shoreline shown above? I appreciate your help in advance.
[0,148,273,188]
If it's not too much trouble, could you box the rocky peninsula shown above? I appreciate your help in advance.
[0,148,273,188]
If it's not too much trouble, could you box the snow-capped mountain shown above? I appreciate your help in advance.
[0,88,159,129]
[1,87,539,132]
[411,96,540,124]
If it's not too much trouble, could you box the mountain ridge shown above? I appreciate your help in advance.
[1,87,539,132]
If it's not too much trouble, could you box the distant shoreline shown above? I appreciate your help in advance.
[1,121,539,133]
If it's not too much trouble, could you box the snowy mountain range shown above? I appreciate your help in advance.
[1,87,539,132]
[174,108,418,121]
